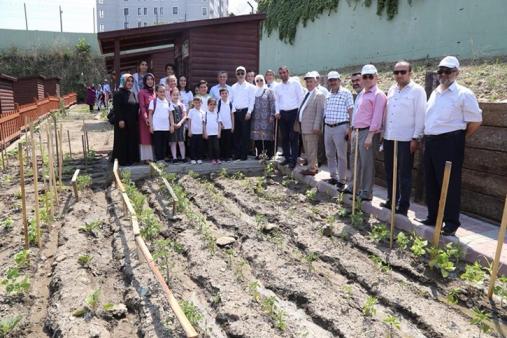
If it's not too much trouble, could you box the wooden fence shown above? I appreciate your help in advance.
[0,93,76,146]
[375,102,507,223]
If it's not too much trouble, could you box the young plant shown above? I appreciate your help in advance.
[79,220,102,236]
[249,280,261,303]
[103,303,114,312]
[219,167,228,178]
[305,188,318,203]
[126,185,145,215]
[139,210,161,240]
[362,295,378,317]
[493,275,507,307]
[255,213,267,228]
[14,249,30,269]
[445,242,463,263]
[383,314,401,338]
[428,247,455,278]
[369,255,391,273]
[460,261,486,285]
[350,209,364,227]
[446,287,462,305]
[76,174,92,190]
[369,223,389,243]
[396,232,410,250]
[0,315,22,337]
[264,162,275,177]
[28,219,37,246]
[470,307,492,337]
[231,171,245,180]
[410,235,428,257]
[187,170,200,179]
[85,289,101,312]
[78,255,93,268]
[1,217,14,232]
[1,267,30,296]
[179,300,203,328]
[303,251,319,272]
[261,296,287,331]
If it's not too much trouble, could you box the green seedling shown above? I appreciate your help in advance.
[255,213,267,227]
[139,210,161,240]
[410,235,428,257]
[264,162,275,177]
[14,249,30,269]
[249,281,261,303]
[369,223,389,243]
[179,300,203,327]
[428,247,455,278]
[341,285,353,299]
[350,210,364,227]
[219,167,228,178]
[470,307,492,337]
[187,170,199,179]
[103,303,114,312]
[78,255,93,267]
[305,188,318,203]
[362,295,378,317]
[303,251,319,272]
[1,217,14,232]
[76,174,92,190]
[28,219,37,245]
[383,314,401,338]
[1,267,30,296]
[396,232,410,250]
[460,261,486,285]
[446,287,462,305]
[225,248,235,266]
[445,242,463,263]
[1,174,13,185]
[231,171,245,180]
[234,259,247,281]
[261,296,287,331]
[79,220,101,236]
[153,239,173,283]
[493,275,507,307]
[0,315,22,337]
[210,292,222,306]
[126,184,145,215]
[253,177,267,197]
[369,255,391,272]
[85,289,101,312]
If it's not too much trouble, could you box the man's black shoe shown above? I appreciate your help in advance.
[336,182,345,190]
[395,207,408,216]
[342,186,353,194]
[325,178,339,185]
[441,226,457,236]
[288,162,296,170]
[280,159,290,166]
[380,201,392,209]
[417,218,435,226]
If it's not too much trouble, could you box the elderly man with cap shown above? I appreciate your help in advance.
[274,65,305,169]
[344,64,387,201]
[265,69,278,89]
[322,70,354,188]
[231,65,256,161]
[298,72,326,175]
[420,56,482,236]
[311,71,330,98]
[381,61,426,216]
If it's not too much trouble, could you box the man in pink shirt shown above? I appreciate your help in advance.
[344,64,387,201]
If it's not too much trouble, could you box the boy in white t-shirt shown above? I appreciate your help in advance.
[188,96,205,164]
[217,88,235,161]
[149,85,174,162]
[203,97,222,164]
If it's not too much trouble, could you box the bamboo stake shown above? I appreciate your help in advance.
[40,130,52,219]
[487,196,507,299]
[67,129,72,159]
[18,143,29,250]
[273,119,278,157]
[389,140,398,249]
[53,116,59,171]
[432,161,452,247]
[0,123,5,171]
[47,124,59,209]
[352,129,359,215]
[57,128,63,188]
[82,134,87,168]
[85,130,90,155]
[30,124,41,248]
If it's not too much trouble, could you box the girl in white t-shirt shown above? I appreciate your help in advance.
[149,85,174,162]
[187,96,205,164]
[203,97,222,164]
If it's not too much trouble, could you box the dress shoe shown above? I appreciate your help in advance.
[417,218,435,226]
[280,159,290,166]
[395,207,408,216]
[441,227,457,236]
[325,178,339,185]
[336,182,345,190]
[342,186,353,194]
[380,201,392,209]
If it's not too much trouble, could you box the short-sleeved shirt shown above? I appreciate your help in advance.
[188,108,204,134]
[148,98,171,131]
[204,110,222,136]
[324,87,354,124]
[425,81,482,135]
[217,99,235,130]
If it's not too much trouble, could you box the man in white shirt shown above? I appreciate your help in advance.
[382,61,426,216]
[210,71,232,100]
[422,56,482,236]
[311,71,330,98]
[274,66,305,169]
[265,69,277,89]
[230,66,256,161]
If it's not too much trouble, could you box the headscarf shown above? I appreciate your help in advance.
[255,74,267,97]
[142,73,155,92]
[119,73,133,89]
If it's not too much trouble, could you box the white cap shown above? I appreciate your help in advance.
[304,71,317,79]
[236,66,246,73]
[311,71,320,78]
[438,56,460,69]
[361,64,377,75]
[327,71,341,80]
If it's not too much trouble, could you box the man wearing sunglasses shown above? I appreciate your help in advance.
[345,64,387,201]
[381,61,426,216]
[231,65,256,161]
[421,56,482,236]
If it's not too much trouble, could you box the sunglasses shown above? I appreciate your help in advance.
[362,74,374,80]
[236,71,245,75]
[393,70,408,75]
[437,68,456,75]
[255,79,264,82]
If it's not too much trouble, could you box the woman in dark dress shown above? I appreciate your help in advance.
[112,73,140,166]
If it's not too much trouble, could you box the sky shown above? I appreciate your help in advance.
[0,0,257,33]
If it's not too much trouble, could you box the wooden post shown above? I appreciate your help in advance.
[487,196,507,299]
[273,119,278,157]
[57,128,63,188]
[53,116,60,171]
[30,127,41,248]
[352,129,359,215]
[67,129,72,159]
[432,161,452,247]
[71,169,80,201]
[85,130,90,155]
[389,140,398,249]
[47,124,59,209]
[82,134,87,168]
[18,143,29,250]
[0,123,5,171]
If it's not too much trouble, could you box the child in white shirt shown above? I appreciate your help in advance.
[204,98,222,164]
[187,97,205,164]
[217,88,235,161]
[149,85,174,162]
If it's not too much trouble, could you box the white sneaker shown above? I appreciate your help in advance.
[191,160,197,164]
[197,160,203,164]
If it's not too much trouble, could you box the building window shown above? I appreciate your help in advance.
[154,7,157,15]
[172,6,178,15]
[138,7,141,15]
[160,7,163,15]
[124,8,128,16]
[144,22,147,26]
[144,7,147,15]
[202,7,207,16]
[99,24,104,32]
[138,21,141,27]
[124,22,129,28]
[99,10,104,18]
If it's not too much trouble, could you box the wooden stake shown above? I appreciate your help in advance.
[71,169,80,201]
[18,143,29,250]
[67,129,72,159]
[432,161,452,247]
[57,128,63,188]
[0,123,5,171]
[487,196,507,299]
[85,130,90,155]
[273,119,278,157]
[30,125,41,248]
[389,140,398,249]
[40,130,53,219]
[53,116,60,170]
[352,129,359,215]
[47,124,59,209]
[82,134,87,168]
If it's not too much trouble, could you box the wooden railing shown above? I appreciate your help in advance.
[0,93,77,148]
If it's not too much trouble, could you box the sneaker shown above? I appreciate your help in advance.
[380,201,392,209]
[197,160,202,164]
[190,160,197,164]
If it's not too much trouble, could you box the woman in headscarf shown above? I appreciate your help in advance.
[251,74,276,159]
[138,73,156,162]
[112,73,140,166]
[85,83,96,112]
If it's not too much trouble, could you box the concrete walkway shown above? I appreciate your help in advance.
[278,162,507,275]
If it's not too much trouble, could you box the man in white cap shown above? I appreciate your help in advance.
[274,65,305,169]
[381,60,426,216]
[312,71,330,98]
[298,72,325,175]
[231,65,256,160]
[344,64,386,201]
[421,56,482,236]
[323,70,354,189]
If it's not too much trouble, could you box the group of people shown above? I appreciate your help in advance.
[111,55,482,236]
[85,80,112,112]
